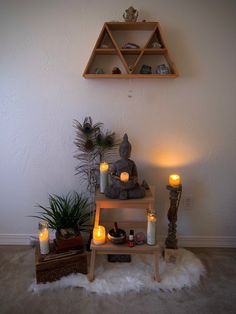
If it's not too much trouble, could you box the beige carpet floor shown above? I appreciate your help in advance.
[0,246,236,314]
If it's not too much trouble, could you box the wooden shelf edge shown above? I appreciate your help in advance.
[83,73,178,79]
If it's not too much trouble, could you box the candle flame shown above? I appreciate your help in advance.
[100,162,109,172]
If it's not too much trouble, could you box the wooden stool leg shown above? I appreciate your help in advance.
[88,249,96,282]
[153,252,161,282]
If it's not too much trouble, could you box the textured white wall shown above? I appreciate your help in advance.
[1,0,236,242]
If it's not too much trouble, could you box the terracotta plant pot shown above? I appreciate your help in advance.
[54,234,84,253]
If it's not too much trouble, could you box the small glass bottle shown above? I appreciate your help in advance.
[128,229,135,247]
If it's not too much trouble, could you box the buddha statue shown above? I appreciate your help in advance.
[105,134,145,200]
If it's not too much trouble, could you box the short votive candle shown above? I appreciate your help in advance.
[93,225,106,245]
[169,174,181,188]
[120,172,129,182]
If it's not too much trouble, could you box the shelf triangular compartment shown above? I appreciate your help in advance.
[120,50,143,73]
[97,29,115,49]
[83,22,178,78]
[134,53,177,76]
[145,24,165,49]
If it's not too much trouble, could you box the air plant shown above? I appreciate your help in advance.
[32,192,92,238]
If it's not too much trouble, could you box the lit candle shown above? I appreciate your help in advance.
[147,212,157,245]
[100,162,109,193]
[120,172,129,182]
[93,225,106,245]
[39,227,49,254]
[169,174,181,188]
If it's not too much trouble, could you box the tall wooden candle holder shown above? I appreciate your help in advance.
[165,184,182,250]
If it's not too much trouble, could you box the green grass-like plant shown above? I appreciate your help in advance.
[32,192,92,235]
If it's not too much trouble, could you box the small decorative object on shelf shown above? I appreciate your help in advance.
[100,162,109,193]
[108,222,126,244]
[147,212,157,245]
[100,44,110,48]
[134,231,146,245]
[38,221,49,255]
[128,229,135,247]
[94,68,104,74]
[123,6,138,22]
[112,67,121,74]
[152,41,162,48]
[156,64,170,75]
[93,225,106,245]
[122,42,140,49]
[165,174,182,263]
[140,64,152,74]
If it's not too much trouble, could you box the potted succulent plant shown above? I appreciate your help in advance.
[33,192,92,253]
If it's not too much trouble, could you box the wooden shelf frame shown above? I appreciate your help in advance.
[83,22,178,79]
[88,187,161,282]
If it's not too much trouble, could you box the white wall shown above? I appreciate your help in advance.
[1,0,236,246]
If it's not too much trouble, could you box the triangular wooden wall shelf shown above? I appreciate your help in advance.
[83,22,178,79]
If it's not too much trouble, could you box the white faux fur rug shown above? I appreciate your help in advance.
[30,248,205,295]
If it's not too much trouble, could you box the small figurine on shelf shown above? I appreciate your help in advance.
[140,64,152,74]
[156,64,170,74]
[112,67,121,74]
[123,6,138,22]
[94,68,104,74]
[152,41,162,48]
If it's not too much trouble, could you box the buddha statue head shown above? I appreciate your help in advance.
[119,133,131,159]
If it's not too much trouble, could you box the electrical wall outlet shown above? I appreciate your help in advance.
[181,195,193,210]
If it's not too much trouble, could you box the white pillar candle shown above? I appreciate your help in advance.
[100,162,109,193]
[39,228,49,255]
[147,212,157,245]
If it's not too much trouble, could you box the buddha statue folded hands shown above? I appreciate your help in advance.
[105,134,145,200]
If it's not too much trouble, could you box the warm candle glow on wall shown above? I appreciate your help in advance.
[93,225,106,245]
[120,172,129,182]
[149,136,202,167]
[169,174,181,187]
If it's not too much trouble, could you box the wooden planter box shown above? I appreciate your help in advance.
[35,245,88,284]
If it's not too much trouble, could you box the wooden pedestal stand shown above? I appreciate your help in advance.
[164,184,182,263]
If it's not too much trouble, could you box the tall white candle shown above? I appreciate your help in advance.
[39,227,49,254]
[147,212,157,245]
[100,162,109,193]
